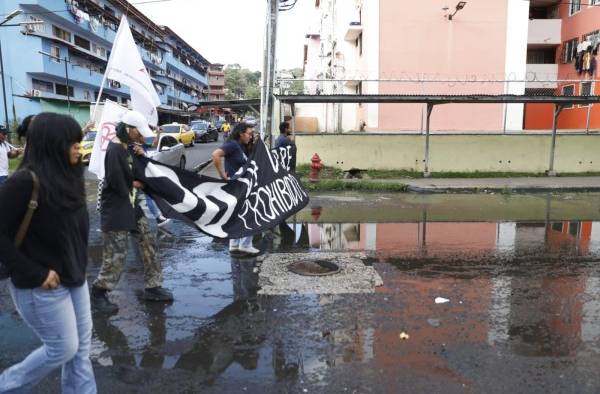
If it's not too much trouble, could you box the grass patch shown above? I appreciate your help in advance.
[9,157,22,171]
[303,179,407,192]
[296,164,343,179]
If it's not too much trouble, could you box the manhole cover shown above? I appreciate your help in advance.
[288,259,341,276]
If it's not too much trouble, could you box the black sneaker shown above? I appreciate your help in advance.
[91,287,119,314]
[142,287,174,302]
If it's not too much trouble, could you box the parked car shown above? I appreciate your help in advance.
[145,134,187,169]
[79,130,96,164]
[242,116,257,126]
[160,123,195,147]
[191,121,219,143]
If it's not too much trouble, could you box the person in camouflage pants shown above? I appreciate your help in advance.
[93,213,163,291]
[91,113,173,314]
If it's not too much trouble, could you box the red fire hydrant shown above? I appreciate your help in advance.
[309,153,322,182]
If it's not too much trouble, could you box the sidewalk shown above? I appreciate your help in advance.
[402,177,600,193]
[200,163,600,193]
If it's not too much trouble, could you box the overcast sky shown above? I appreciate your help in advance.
[135,0,313,71]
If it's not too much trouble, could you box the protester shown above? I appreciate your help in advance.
[91,110,173,314]
[16,115,34,142]
[222,120,231,139]
[212,122,261,256]
[0,113,96,393]
[0,125,23,185]
[274,121,296,173]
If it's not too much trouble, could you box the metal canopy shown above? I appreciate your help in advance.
[275,94,600,105]
[196,99,261,109]
[274,94,600,177]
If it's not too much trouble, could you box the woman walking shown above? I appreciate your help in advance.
[0,113,96,393]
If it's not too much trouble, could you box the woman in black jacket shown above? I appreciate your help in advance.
[0,113,96,393]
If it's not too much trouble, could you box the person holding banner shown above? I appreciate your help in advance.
[0,126,23,185]
[91,110,173,314]
[212,122,261,256]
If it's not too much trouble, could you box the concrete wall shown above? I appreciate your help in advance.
[295,133,600,173]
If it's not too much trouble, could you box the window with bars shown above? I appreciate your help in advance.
[570,0,581,15]
[32,79,53,93]
[563,38,578,63]
[55,84,74,97]
[52,25,71,42]
[562,85,576,109]
[50,46,61,63]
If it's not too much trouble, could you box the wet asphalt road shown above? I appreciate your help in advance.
[2,187,600,392]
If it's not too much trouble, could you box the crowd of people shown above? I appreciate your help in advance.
[0,111,296,393]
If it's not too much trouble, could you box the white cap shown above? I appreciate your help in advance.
[121,110,154,138]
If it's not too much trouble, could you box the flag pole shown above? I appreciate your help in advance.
[91,73,108,124]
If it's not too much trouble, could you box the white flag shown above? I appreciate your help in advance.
[88,100,129,179]
[105,16,161,126]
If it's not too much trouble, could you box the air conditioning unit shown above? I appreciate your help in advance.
[32,89,42,97]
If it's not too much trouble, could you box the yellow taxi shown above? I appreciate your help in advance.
[160,123,195,147]
[79,129,96,164]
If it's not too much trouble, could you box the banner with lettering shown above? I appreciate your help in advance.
[132,140,308,238]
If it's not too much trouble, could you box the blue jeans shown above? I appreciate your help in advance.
[0,282,96,394]
[0,176,7,185]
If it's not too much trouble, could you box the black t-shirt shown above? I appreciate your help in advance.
[221,140,248,178]
[101,141,136,232]
[0,170,89,288]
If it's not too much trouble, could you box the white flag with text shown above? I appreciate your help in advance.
[105,16,161,126]
[88,100,129,179]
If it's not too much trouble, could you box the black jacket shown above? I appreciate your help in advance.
[0,170,89,288]
[100,141,136,232]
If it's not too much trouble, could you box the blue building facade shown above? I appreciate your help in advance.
[0,0,209,128]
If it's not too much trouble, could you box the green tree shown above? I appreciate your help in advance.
[224,64,261,100]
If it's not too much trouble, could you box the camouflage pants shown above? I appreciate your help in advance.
[93,216,163,291]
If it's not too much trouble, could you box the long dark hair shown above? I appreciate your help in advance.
[228,122,251,143]
[19,113,85,210]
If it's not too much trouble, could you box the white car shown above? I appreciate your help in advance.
[145,134,187,169]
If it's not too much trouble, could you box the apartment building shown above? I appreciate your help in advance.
[208,63,225,101]
[0,0,210,127]
[525,0,600,130]
[300,0,600,133]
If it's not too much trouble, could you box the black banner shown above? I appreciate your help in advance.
[132,140,308,239]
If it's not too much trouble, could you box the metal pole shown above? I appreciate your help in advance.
[0,40,10,128]
[64,56,71,113]
[263,0,279,147]
[586,104,592,134]
[290,103,296,138]
[548,104,562,177]
[424,103,433,177]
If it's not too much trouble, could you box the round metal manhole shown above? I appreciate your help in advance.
[288,259,341,277]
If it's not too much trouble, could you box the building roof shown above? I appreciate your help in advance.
[160,26,211,66]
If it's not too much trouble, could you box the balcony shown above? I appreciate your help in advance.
[344,22,363,42]
[528,19,561,47]
[525,63,558,88]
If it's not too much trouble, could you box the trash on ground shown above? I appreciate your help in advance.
[435,297,450,304]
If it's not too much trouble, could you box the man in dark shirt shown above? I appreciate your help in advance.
[212,122,261,256]
[91,111,173,314]
[274,121,296,173]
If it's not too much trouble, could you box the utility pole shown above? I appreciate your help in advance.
[260,0,278,146]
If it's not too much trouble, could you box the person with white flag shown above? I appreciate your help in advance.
[91,110,174,314]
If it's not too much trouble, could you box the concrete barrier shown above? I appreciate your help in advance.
[294,133,600,173]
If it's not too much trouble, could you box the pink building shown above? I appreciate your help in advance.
[300,0,562,132]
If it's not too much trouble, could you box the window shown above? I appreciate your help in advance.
[356,32,363,56]
[563,38,578,63]
[83,90,91,101]
[591,0,600,5]
[570,0,581,15]
[32,79,53,93]
[24,16,44,33]
[74,35,90,51]
[91,43,107,59]
[581,81,593,96]
[562,85,575,109]
[55,84,74,97]
[50,46,61,63]
[580,81,594,107]
[52,25,71,42]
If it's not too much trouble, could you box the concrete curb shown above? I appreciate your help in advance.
[406,185,600,194]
